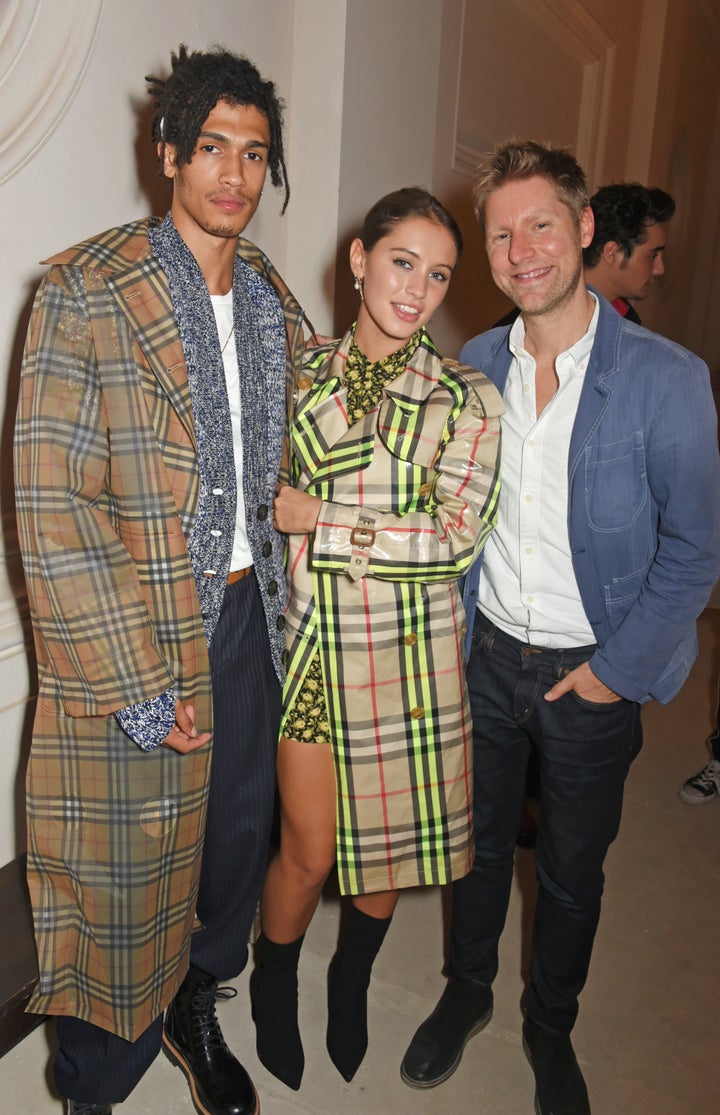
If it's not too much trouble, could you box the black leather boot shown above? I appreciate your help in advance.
[66,1104,112,1114]
[250,932,305,1090]
[523,1018,590,1115]
[400,976,493,1088]
[326,905,392,1082]
[163,964,257,1115]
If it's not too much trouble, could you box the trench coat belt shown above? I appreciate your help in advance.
[227,566,253,586]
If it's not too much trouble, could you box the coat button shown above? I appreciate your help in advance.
[297,375,312,390]
[276,615,286,630]
[268,580,278,597]
[410,706,425,719]
[404,633,418,646]
[418,483,432,498]
[257,504,269,521]
[263,541,272,558]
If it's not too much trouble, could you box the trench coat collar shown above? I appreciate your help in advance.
[309,326,444,400]
[293,327,445,487]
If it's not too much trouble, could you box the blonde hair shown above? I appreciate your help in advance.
[472,140,588,228]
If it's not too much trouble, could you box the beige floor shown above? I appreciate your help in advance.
[2,610,719,1115]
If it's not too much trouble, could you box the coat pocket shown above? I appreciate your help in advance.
[603,564,649,626]
[584,432,647,531]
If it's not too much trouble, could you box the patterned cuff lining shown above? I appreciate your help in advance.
[115,687,176,752]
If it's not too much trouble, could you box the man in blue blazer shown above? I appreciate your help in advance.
[400,140,720,1115]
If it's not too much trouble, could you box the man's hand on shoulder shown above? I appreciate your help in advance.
[162,700,211,753]
[544,661,621,704]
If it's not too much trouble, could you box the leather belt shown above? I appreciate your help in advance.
[227,567,252,585]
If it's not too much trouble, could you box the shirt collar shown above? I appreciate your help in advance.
[508,292,599,375]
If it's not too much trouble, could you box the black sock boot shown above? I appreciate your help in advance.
[250,933,305,1090]
[326,905,392,1081]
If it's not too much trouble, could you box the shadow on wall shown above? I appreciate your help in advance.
[325,180,517,356]
[133,95,173,218]
[327,180,517,360]
[433,178,514,358]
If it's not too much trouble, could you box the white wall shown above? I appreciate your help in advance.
[332,0,445,333]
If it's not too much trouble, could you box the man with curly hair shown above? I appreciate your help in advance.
[582,182,675,322]
[14,45,307,1115]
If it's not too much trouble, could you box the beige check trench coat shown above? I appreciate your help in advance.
[283,329,503,895]
[14,219,306,1040]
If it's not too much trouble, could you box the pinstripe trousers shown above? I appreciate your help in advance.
[54,573,281,1104]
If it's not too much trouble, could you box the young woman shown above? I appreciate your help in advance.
[251,187,503,1089]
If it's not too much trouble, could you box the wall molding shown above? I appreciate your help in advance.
[452,0,614,190]
[0,0,104,187]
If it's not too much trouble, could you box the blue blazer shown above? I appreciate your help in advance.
[461,291,720,704]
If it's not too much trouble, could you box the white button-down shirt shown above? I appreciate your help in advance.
[478,296,599,647]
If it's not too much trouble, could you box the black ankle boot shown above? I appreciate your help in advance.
[163,964,257,1115]
[66,1104,112,1114]
[250,932,305,1090]
[326,905,392,1081]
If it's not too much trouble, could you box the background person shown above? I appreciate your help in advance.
[680,677,720,803]
[582,182,675,322]
[249,187,503,1091]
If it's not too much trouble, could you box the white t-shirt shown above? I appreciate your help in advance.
[210,291,253,571]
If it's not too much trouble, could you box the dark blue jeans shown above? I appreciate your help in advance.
[450,611,642,1034]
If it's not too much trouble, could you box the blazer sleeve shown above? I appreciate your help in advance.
[588,349,720,702]
[14,266,175,717]
[310,373,502,584]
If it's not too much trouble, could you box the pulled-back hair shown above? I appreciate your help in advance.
[583,183,675,267]
[472,140,588,228]
[359,187,463,258]
[146,44,289,213]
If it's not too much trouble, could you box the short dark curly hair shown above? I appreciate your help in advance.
[146,44,289,213]
[583,183,675,268]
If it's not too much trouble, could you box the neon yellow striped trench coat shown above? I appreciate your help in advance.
[14,219,306,1041]
[282,329,503,895]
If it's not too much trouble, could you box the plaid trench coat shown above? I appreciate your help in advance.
[282,329,503,895]
[13,218,306,1041]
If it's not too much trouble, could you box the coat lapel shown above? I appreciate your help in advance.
[106,261,197,448]
[568,294,621,484]
[292,333,357,484]
[294,330,444,488]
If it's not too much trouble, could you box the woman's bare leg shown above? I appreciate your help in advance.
[261,735,337,941]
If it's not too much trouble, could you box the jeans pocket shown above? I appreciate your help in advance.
[566,689,625,711]
[471,619,495,656]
